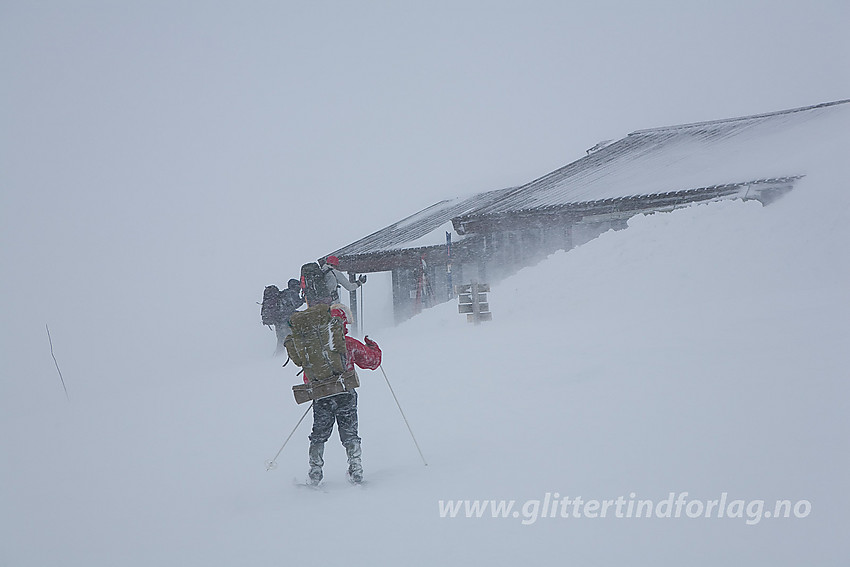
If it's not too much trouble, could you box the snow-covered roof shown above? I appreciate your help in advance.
[330,186,517,258]
[460,99,850,220]
[332,99,849,261]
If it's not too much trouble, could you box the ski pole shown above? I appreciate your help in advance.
[266,401,313,471]
[380,365,427,466]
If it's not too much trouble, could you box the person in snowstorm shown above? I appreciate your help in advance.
[274,279,304,355]
[319,255,365,305]
[307,303,381,485]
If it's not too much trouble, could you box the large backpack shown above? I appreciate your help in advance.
[285,305,358,403]
[284,304,346,379]
[260,285,283,326]
[300,262,328,305]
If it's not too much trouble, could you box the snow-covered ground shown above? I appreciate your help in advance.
[3,137,848,565]
[4,2,849,564]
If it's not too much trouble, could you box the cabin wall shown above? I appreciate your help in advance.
[369,218,630,325]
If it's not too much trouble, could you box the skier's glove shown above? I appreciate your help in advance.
[364,336,378,349]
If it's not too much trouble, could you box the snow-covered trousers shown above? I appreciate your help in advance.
[309,390,360,445]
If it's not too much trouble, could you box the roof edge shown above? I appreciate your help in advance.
[454,176,803,223]
[630,99,850,136]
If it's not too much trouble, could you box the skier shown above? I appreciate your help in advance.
[274,279,304,355]
[320,255,365,305]
[307,303,381,485]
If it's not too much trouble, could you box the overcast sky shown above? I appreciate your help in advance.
[1,1,848,378]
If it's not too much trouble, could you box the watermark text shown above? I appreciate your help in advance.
[437,492,811,526]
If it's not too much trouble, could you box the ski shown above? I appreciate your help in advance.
[292,477,328,493]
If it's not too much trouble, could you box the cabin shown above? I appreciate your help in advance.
[325,99,849,325]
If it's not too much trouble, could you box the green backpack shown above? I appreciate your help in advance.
[284,304,346,382]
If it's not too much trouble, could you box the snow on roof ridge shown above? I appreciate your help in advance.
[629,98,850,136]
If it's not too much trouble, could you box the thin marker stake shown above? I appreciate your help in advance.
[46,324,69,401]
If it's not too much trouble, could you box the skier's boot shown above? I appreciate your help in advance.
[308,442,324,486]
[344,439,363,484]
